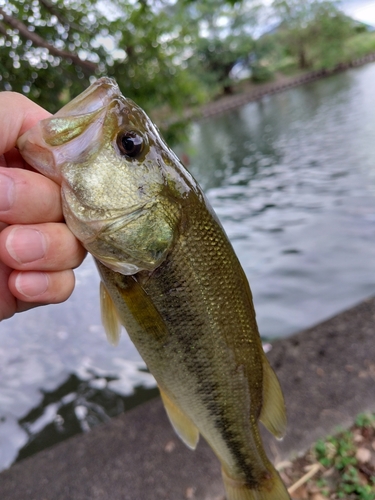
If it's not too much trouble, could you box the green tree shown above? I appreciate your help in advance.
[193,34,255,94]
[272,0,355,70]
[0,0,203,134]
[183,0,261,95]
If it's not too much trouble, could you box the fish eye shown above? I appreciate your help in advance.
[117,131,143,158]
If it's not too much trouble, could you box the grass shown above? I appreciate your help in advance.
[277,413,375,499]
[344,32,375,61]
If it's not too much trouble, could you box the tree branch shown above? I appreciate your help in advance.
[0,20,9,37]
[38,0,86,33]
[0,7,98,74]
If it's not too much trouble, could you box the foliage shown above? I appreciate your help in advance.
[313,413,375,499]
[343,31,375,62]
[1,0,375,142]
[271,0,356,70]
[0,0,203,133]
[248,35,282,82]
[183,0,261,94]
[191,33,255,93]
[0,0,99,108]
[279,412,375,499]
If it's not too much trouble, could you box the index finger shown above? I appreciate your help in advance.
[0,92,51,155]
[0,93,62,223]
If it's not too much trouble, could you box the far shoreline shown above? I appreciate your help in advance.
[189,51,375,121]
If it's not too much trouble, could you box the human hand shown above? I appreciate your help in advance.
[0,92,87,321]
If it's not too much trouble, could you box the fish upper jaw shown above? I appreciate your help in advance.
[17,106,108,183]
[54,78,120,118]
[17,121,62,183]
[16,78,120,182]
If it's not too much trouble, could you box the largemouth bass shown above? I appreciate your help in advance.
[18,78,291,500]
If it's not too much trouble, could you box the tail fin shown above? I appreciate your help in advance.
[221,465,291,500]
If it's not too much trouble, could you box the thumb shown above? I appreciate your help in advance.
[0,92,51,155]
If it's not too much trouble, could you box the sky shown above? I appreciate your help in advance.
[258,0,375,34]
[341,0,375,26]
[261,0,375,28]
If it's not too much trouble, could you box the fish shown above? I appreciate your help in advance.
[18,77,291,500]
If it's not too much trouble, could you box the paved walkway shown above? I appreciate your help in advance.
[0,297,374,500]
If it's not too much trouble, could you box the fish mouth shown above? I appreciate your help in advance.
[54,77,121,118]
[17,78,122,183]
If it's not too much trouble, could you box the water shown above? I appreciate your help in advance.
[1,62,375,470]
[186,64,375,337]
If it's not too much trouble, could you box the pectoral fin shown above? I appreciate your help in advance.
[100,281,121,346]
[259,357,287,439]
[159,388,199,450]
[117,275,169,344]
[96,261,169,344]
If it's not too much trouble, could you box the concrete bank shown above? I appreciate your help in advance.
[192,52,375,120]
[0,297,374,500]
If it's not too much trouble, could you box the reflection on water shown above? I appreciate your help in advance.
[188,63,375,338]
[1,62,375,470]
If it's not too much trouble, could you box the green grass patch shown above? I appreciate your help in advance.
[344,32,375,61]
[279,412,375,499]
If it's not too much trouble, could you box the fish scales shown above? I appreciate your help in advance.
[18,77,291,500]
[99,192,266,480]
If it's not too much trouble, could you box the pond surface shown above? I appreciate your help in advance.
[187,63,375,338]
[1,62,375,470]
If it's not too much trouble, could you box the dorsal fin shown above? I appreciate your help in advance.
[159,388,199,450]
[100,281,121,346]
[259,356,287,439]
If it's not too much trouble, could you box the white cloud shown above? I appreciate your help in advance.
[341,0,375,26]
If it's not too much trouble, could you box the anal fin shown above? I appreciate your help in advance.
[259,356,287,439]
[159,388,199,450]
[100,281,121,346]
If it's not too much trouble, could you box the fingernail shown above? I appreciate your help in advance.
[0,173,15,211]
[15,272,49,298]
[6,227,47,264]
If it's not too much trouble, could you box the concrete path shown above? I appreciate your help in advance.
[0,297,374,500]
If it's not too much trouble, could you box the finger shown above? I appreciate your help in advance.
[0,261,14,321]
[1,148,30,170]
[0,92,50,155]
[0,167,63,224]
[0,260,45,321]
[8,269,76,304]
[0,222,87,271]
